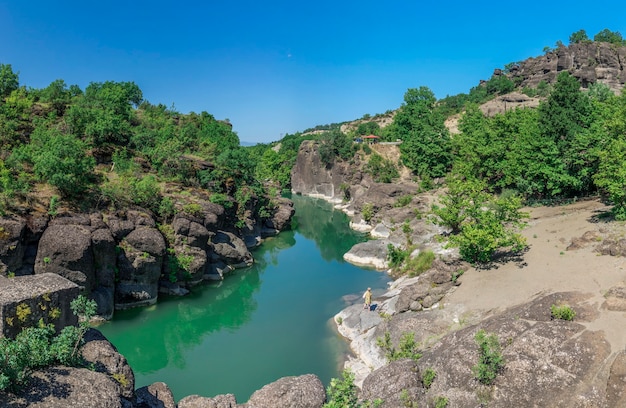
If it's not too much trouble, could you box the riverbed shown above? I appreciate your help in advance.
[98,195,390,402]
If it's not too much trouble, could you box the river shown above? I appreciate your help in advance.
[98,195,391,402]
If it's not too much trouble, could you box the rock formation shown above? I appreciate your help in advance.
[509,42,626,93]
[0,195,294,317]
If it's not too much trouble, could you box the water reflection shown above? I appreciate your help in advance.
[290,195,366,262]
[99,196,388,401]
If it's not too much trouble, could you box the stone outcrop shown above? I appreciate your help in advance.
[244,374,326,408]
[178,394,238,408]
[0,273,78,339]
[508,42,626,93]
[291,140,358,202]
[81,329,136,399]
[135,382,176,408]
[0,193,293,315]
[0,366,132,408]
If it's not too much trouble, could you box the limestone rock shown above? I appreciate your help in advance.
[244,374,325,408]
[343,240,389,270]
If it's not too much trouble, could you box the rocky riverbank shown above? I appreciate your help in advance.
[0,193,294,321]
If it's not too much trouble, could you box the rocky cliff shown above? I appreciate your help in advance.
[0,193,294,319]
[507,41,626,92]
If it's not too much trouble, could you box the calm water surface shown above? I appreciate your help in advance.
[98,195,390,401]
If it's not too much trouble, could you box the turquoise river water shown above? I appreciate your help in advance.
[98,195,391,402]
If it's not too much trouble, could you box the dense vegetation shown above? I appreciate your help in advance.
[0,66,292,223]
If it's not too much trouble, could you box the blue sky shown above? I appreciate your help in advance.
[1,1,625,144]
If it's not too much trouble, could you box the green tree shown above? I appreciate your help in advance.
[66,81,142,146]
[0,63,19,100]
[432,177,527,263]
[30,127,95,197]
[594,138,626,220]
[594,29,625,45]
[569,29,590,44]
[390,87,452,178]
[40,79,72,116]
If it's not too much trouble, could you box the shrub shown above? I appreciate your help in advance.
[323,369,383,408]
[551,304,576,321]
[366,153,399,183]
[209,193,233,209]
[434,396,449,408]
[387,244,409,269]
[403,250,435,277]
[362,202,374,222]
[394,194,413,207]
[422,367,437,389]
[376,331,421,362]
[472,329,505,385]
[0,295,96,392]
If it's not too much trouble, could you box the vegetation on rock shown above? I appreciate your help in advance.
[0,295,96,392]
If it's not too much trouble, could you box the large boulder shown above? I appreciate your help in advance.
[343,240,389,270]
[244,374,326,408]
[115,226,166,309]
[360,359,423,408]
[263,197,295,234]
[81,329,135,399]
[135,382,176,408]
[0,273,78,339]
[35,223,95,291]
[0,216,27,276]
[211,231,253,268]
[0,366,132,408]
[178,394,238,408]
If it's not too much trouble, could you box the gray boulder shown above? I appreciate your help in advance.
[35,223,95,291]
[0,273,78,339]
[116,226,166,309]
[244,374,326,408]
[0,366,131,408]
[135,382,177,408]
[360,359,423,408]
[212,231,253,267]
[178,394,238,408]
[81,328,135,399]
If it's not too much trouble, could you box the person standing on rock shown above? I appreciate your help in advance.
[363,287,372,311]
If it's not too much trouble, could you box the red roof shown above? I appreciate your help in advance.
[362,135,379,139]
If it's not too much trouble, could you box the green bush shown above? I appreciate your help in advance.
[323,369,382,408]
[434,396,449,408]
[387,244,409,269]
[366,153,399,183]
[362,202,374,222]
[472,329,505,385]
[209,192,233,209]
[403,250,435,277]
[550,304,576,321]
[376,331,421,362]
[394,194,413,207]
[0,295,96,392]
[422,367,437,389]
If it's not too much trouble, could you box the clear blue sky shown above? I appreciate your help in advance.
[1,1,625,144]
